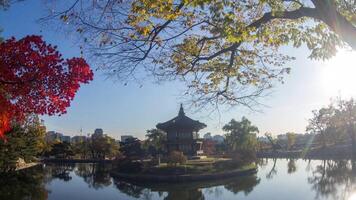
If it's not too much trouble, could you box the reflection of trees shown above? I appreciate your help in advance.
[204,187,223,199]
[256,158,268,169]
[287,159,297,174]
[266,158,277,179]
[0,165,48,200]
[113,173,260,199]
[224,175,260,195]
[44,163,113,189]
[75,163,112,189]
[46,163,75,182]
[114,180,146,198]
[305,159,312,172]
[308,160,356,200]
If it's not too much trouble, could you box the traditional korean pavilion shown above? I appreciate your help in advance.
[156,104,207,156]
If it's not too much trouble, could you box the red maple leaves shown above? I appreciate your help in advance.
[0,35,93,137]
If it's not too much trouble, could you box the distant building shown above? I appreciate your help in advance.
[46,131,71,143]
[61,136,71,143]
[121,135,134,143]
[71,135,87,143]
[156,104,206,156]
[45,131,62,143]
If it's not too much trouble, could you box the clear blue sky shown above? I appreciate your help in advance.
[1,0,355,139]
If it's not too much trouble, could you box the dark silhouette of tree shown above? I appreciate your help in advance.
[120,137,144,159]
[144,129,166,156]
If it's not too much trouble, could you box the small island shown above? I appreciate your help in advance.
[111,104,257,182]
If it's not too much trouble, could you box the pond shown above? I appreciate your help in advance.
[1,159,356,200]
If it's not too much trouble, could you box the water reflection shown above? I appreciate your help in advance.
[308,160,356,200]
[74,163,112,189]
[1,160,356,200]
[46,163,75,182]
[288,159,297,174]
[113,173,260,200]
[266,158,278,179]
[0,166,48,200]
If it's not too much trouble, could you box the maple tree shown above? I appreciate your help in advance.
[0,35,93,137]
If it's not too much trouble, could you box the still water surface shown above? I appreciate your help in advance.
[1,159,356,200]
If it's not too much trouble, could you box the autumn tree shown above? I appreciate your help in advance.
[223,117,258,162]
[334,98,356,156]
[89,134,120,159]
[46,142,74,159]
[265,132,282,152]
[0,115,46,172]
[44,0,356,108]
[72,139,91,159]
[143,128,166,156]
[306,106,335,147]
[0,35,93,137]
[167,151,187,167]
[119,137,144,159]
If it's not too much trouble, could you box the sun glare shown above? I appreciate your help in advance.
[348,193,356,200]
[322,49,356,98]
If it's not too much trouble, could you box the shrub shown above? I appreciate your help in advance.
[167,151,187,167]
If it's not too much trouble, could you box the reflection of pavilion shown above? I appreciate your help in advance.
[156,104,206,156]
[113,174,260,200]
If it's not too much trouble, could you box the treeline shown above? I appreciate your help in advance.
[45,134,120,160]
[306,98,356,153]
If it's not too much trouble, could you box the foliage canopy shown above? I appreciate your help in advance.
[46,0,356,108]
